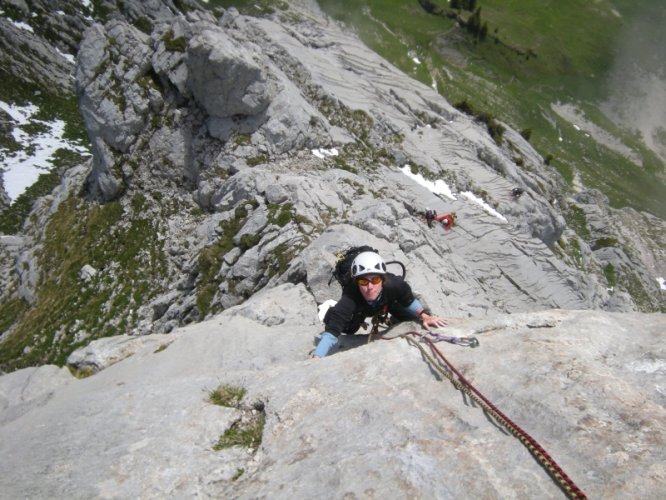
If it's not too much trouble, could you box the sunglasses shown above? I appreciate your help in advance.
[357,276,383,286]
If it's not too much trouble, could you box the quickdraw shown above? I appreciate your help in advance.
[421,330,479,348]
[403,332,588,499]
[368,315,479,349]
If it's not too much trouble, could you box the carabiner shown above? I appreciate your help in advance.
[458,336,479,348]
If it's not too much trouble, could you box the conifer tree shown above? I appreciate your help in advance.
[467,7,482,37]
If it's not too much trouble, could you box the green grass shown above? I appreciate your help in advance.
[0,194,168,372]
[213,413,265,451]
[0,170,61,234]
[209,384,246,408]
[314,0,665,218]
[208,384,265,452]
[0,298,28,337]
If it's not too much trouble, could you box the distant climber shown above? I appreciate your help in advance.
[424,209,437,228]
[436,212,456,231]
[511,187,524,199]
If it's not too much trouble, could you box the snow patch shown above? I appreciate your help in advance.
[312,148,339,159]
[10,20,33,33]
[399,165,456,200]
[0,101,90,202]
[460,191,508,222]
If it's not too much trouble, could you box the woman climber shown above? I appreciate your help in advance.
[312,251,447,358]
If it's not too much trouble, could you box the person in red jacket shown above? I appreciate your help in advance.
[436,212,456,231]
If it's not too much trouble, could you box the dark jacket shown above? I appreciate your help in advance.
[323,273,418,337]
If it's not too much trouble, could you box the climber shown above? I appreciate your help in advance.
[436,212,456,231]
[424,209,437,228]
[312,251,447,358]
[511,187,524,198]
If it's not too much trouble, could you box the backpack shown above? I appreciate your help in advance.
[328,245,406,288]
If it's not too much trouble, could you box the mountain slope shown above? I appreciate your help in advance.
[314,0,666,218]
[0,0,663,375]
[0,1,664,497]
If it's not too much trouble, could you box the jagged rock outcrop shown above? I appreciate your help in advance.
[571,188,666,311]
[76,7,331,201]
[0,284,664,498]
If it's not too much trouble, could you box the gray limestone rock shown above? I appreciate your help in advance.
[0,284,663,498]
[0,14,75,92]
[187,28,274,119]
[66,333,175,373]
[0,6,665,498]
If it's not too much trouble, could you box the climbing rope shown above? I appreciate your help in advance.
[400,331,588,499]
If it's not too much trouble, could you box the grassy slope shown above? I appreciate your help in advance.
[313,0,665,218]
[0,194,171,372]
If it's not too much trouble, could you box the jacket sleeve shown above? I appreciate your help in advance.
[323,292,357,337]
[313,331,338,357]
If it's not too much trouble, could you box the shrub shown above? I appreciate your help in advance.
[592,237,618,250]
[603,263,616,288]
[161,29,186,52]
[133,16,153,34]
[520,128,532,142]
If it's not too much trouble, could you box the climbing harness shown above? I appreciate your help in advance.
[368,307,391,343]
[400,331,588,499]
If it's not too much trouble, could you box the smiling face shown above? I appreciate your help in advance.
[357,274,384,302]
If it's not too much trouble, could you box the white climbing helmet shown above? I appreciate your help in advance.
[351,251,387,278]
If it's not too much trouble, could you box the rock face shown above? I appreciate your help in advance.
[68,0,661,327]
[75,7,330,201]
[1,0,664,366]
[0,8,74,93]
[71,0,663,321]
[0,284,664,498]
[0,1,665,496]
